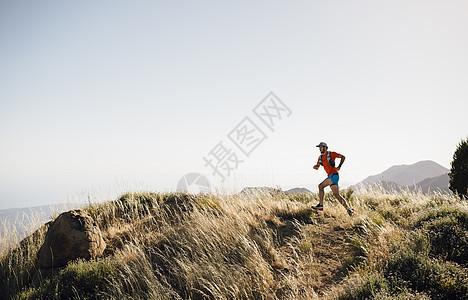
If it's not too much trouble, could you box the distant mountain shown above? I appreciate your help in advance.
[284,187,312,194]
[0,203,82,250]
[368,181,406,192]
[352,160,451,194]
[239,187,282,196]
[360,160,448,186]
[0,205,57,231]
[239,187,311,195]
[412,173,450,194]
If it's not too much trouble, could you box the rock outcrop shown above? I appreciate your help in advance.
[37,209,106,268]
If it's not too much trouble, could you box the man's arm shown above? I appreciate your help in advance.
[336,154,346,171]
[313,158,320,170]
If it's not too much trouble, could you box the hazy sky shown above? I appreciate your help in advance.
[1,1,467,209]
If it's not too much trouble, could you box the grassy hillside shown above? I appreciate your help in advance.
[1,187,467,299]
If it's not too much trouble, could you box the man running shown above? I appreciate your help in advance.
[312,142,354,216]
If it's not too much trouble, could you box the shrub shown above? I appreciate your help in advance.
[337,272,430,300]
[415,207,468,264]
[385,251,468,300]
[337,272,389,300]
[449,137,468,197]
[16,259,117,300]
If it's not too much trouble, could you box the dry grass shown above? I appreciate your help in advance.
[1,186,467,299]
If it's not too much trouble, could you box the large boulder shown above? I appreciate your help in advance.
[37,209,106,268]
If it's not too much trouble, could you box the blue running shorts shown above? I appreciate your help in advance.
[327,173,339,186]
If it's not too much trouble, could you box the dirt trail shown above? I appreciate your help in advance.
[302,213,354,296]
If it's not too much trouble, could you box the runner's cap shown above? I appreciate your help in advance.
[316,142,327,147]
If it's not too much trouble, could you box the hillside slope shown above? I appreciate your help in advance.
[1,190,467,299]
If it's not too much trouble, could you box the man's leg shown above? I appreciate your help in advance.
[330,185,349,210]
[318,178,333,206]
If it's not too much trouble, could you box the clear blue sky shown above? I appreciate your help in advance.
[1,1,467,209]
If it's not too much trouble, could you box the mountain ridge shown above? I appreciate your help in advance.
[352,160,451,194]
[360,160,448,186]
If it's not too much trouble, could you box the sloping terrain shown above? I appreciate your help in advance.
[1,189,467,299]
